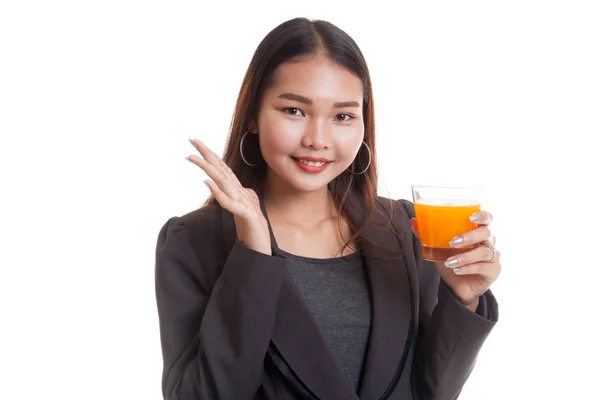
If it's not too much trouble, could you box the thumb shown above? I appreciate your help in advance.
[410,217,420,239]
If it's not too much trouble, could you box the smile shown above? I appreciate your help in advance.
[291,156,332,173]
[295,159,327,167]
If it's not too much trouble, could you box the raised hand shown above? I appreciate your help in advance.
[186,139,272,255]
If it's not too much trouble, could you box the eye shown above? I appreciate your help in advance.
[335,113,354,122]
[283,108,304,117]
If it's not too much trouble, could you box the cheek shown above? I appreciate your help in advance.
[257,113,302,154]
[333,127,364,161]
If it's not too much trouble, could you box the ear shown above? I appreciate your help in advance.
[247,120,258,134]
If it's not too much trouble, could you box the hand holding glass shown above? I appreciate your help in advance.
[411,185,485,262]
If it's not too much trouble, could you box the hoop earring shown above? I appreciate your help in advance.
[240,131,261,167]
[347,141,372,175]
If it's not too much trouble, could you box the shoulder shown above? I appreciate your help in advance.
[156,201,230,261]
[158,201,224,239]
[373,196,415,224]
[373,195,418,254]
[155,202,230,287]
[180,201,226,236]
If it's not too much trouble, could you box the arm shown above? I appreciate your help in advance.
[155,217,287,400]
[412,270,498,400]
[398,199,499,399]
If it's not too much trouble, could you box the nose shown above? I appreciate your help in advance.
[301,120,331,150]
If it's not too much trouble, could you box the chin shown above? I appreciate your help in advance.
[287,178,331,193]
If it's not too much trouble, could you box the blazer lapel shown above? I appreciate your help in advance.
[270,276,359,399]
[222,198,359,399]
[220,195,415,400]
[352,200,416,400]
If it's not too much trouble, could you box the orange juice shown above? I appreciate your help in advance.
[414,199,481,262]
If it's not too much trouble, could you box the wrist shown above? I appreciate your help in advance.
[448,286,479,311]
[463,298,479,312]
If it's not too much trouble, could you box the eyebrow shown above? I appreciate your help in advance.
[277,92,360,108]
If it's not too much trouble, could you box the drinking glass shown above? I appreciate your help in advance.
[411,185,485,262]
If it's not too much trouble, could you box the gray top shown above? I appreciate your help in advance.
[279,249,372,391]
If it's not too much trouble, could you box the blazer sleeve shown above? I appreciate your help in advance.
[155,216,288,400]
[398,199,499,400]
[413,277,498,399]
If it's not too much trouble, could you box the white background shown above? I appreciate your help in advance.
[1,1,599,399]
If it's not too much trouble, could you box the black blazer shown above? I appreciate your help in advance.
[154,195,498,400]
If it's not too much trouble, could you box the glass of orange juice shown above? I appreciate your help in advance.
[411,185,485,262]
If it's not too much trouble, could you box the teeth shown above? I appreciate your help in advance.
[297,159,326,167]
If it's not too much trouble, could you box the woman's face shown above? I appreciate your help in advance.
[254,55,365,194]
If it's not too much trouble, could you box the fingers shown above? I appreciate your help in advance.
[445,245,498,267]
[449,259,501,279]
[203,180,245,215]
[449,225,492,248]
[444,246,502,278]
[186,154,239,200]
[470,210,493,225]
[483,234,497,247]
[189,139,244,190]
[187,138,247,200]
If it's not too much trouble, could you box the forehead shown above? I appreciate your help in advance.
[267,55,363,102]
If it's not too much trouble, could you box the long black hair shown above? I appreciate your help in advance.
[207,17,395,256]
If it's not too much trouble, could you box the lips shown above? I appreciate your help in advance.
[292,155,332,163]
[291,156,332,173]
[292,157,329,167]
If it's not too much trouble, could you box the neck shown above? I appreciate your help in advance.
[262,176,338,226]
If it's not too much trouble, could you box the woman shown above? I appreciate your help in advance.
[155,17,500,400]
